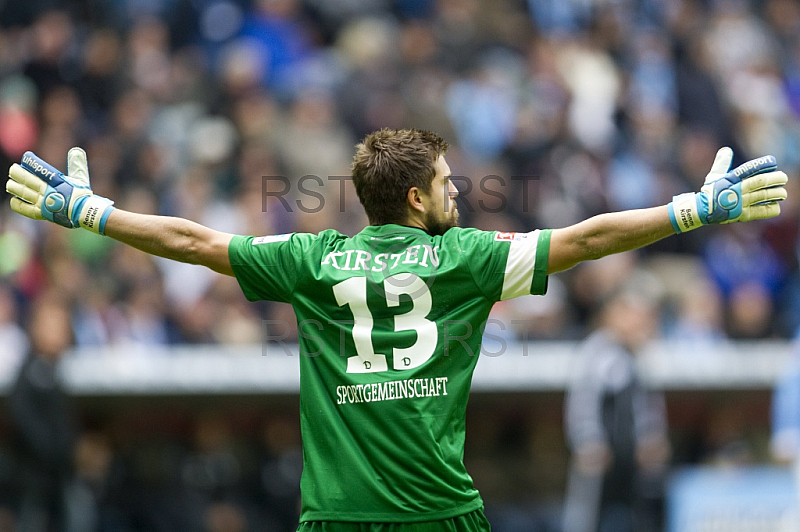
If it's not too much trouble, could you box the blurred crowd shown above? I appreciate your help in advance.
[1,0,800,362]
[1,1,800,530]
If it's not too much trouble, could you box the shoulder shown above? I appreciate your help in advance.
[233,230,346,251]
[314,229,349,243]
[443,227,494,238]
[440,227,547,256]
[441,228,547,245]
[439,227,496,248]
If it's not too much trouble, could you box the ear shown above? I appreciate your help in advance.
[407,186,425,214]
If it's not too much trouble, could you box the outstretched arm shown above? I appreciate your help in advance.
[547,148,788,274]
[103,210,234,276]
[548,206,673,274]
[6,148,234,276]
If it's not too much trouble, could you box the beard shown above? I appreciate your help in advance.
[424,206,459,236]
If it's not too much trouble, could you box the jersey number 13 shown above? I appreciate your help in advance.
[333,273,436,373]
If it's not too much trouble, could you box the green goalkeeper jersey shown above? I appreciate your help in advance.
[229,224,551,522]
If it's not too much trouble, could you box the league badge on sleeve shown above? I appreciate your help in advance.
[494,232,530,242]
[494,232,516,241]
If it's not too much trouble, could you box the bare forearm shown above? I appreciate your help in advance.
[572,206,676,257]
[548,206,675,273]
[103,210,234,275]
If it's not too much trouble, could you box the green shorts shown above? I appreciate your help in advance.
[296,508,491,532]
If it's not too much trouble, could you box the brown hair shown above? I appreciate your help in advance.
[351,128,449,225]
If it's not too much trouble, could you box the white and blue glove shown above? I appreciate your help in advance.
[668,147,788,233]
[5,148,115,235]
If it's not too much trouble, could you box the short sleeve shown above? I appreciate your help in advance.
[497,229,551,300]
[452,229,551,302]
[228,233,306,302]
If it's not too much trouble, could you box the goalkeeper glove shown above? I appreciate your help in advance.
[668,147,788,233]
[5,148,115,235]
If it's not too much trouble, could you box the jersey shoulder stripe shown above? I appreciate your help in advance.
[500,229,551,300]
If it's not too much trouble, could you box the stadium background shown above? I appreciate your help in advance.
[1,0,800,530]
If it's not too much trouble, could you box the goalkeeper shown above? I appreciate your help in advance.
[5,130,788,531]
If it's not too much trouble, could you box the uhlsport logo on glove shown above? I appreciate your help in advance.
[718,189,739,210]
[732,156,776,178]
[667,148,787,233]
[44,192,66,212]
[21,153,58,182]
[6,148,115,234]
